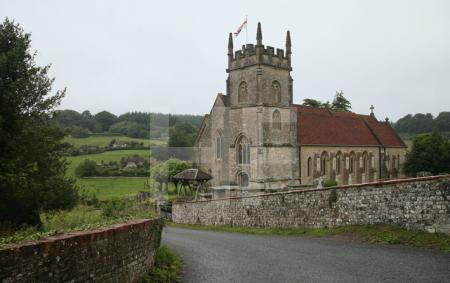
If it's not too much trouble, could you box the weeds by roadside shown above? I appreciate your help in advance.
[141,245,182,283]
[0,200,156,249]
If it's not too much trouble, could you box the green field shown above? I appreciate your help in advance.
[65,149,150,177]
[77,178,151,200]
[62,132,159,201]
[63,134,166,147]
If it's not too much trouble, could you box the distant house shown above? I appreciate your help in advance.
[111,140,128,148]
[124,156,146,168]
[148,157,158,166]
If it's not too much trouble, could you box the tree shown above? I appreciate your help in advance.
[404,131,450,175]
[0,19,78,226]
[434,112,450,132]
[70,126,89,138]
[94,110,117,131]
[302,98,323,108]
[331,91,352,112]
[150,163,168,192]
[168,122,197,147]
[75,159,98,177]
[165,158,189,193]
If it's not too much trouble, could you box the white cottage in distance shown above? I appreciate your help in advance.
[193,23,407,197]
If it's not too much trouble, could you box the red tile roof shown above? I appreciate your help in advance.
[366,120,406,147]
[296,106,406,147]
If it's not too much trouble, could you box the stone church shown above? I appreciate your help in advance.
[193,23,406,195]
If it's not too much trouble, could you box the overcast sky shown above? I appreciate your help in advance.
[1,0,449,121]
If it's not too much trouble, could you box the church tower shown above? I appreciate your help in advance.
[226,23,293,107]
[223,23,299,190]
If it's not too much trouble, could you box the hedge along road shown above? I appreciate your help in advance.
[162,227,450,283]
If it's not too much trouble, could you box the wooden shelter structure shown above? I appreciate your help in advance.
[173,169,213,200]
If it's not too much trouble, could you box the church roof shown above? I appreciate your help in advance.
[296,106,406,147]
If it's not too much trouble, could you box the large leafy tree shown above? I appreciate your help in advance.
[404,131,450,175]
[94,110,117,131]
[0,19,78,226]
[302,98,323,108]
[168,122,197,147]
[331,91,352,112]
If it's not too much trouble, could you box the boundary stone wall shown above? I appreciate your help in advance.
[173,176,450,234]
[0,218,163,283]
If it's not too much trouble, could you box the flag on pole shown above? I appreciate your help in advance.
[234,17,247,38]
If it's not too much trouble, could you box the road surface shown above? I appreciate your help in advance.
[162,227,450,283]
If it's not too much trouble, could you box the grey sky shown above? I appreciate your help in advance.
[1,0,449,121]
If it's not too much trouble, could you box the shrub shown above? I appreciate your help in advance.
[323,179,338,187]
[75,159,99,177]
[404,131,450,175]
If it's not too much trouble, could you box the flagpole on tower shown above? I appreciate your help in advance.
[245,15,248,44]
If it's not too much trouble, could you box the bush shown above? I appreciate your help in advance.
[75,159,99,177]
[323,179,338,187]
[404,131,450,175]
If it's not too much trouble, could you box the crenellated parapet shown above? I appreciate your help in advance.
[227,22,292,72]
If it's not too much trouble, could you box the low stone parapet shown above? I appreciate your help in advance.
[0,218,163,282]
[173,176,450,234]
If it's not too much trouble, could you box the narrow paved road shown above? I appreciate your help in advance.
[162,227,450,283]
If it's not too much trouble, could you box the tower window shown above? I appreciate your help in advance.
[271,81,281,105]
[272,110,281,130]
[238,81,248,103]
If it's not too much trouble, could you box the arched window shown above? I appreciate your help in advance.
[336,152,342,175]
[392,156,396,171]
[216,131,224,159]
[349,157,354,173]
[238,81,248,103]
[238,173,249,187]
[271,81,281,105]
[321,152,328,175]
[362,151,368,173]
[307,157,312,176]
[272,110,281,130]
[237,135,250,164]
[397,154,400,170]
[363,157,367,172]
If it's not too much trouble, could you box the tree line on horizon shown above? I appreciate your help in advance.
[51,109,204,141]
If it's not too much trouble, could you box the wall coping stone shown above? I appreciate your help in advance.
[174,175,450,204]
[0,218,162,254]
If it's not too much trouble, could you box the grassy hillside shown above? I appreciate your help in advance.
[63,134,166,147]
[65,149,150,178]
[63,134,154,200]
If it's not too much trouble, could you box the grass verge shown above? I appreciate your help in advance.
[141,245,182,283]
[0,202,156,249]
[168,222,450,252]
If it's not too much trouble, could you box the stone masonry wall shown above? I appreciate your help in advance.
[0,218,163,283]
[173,176,450,234]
